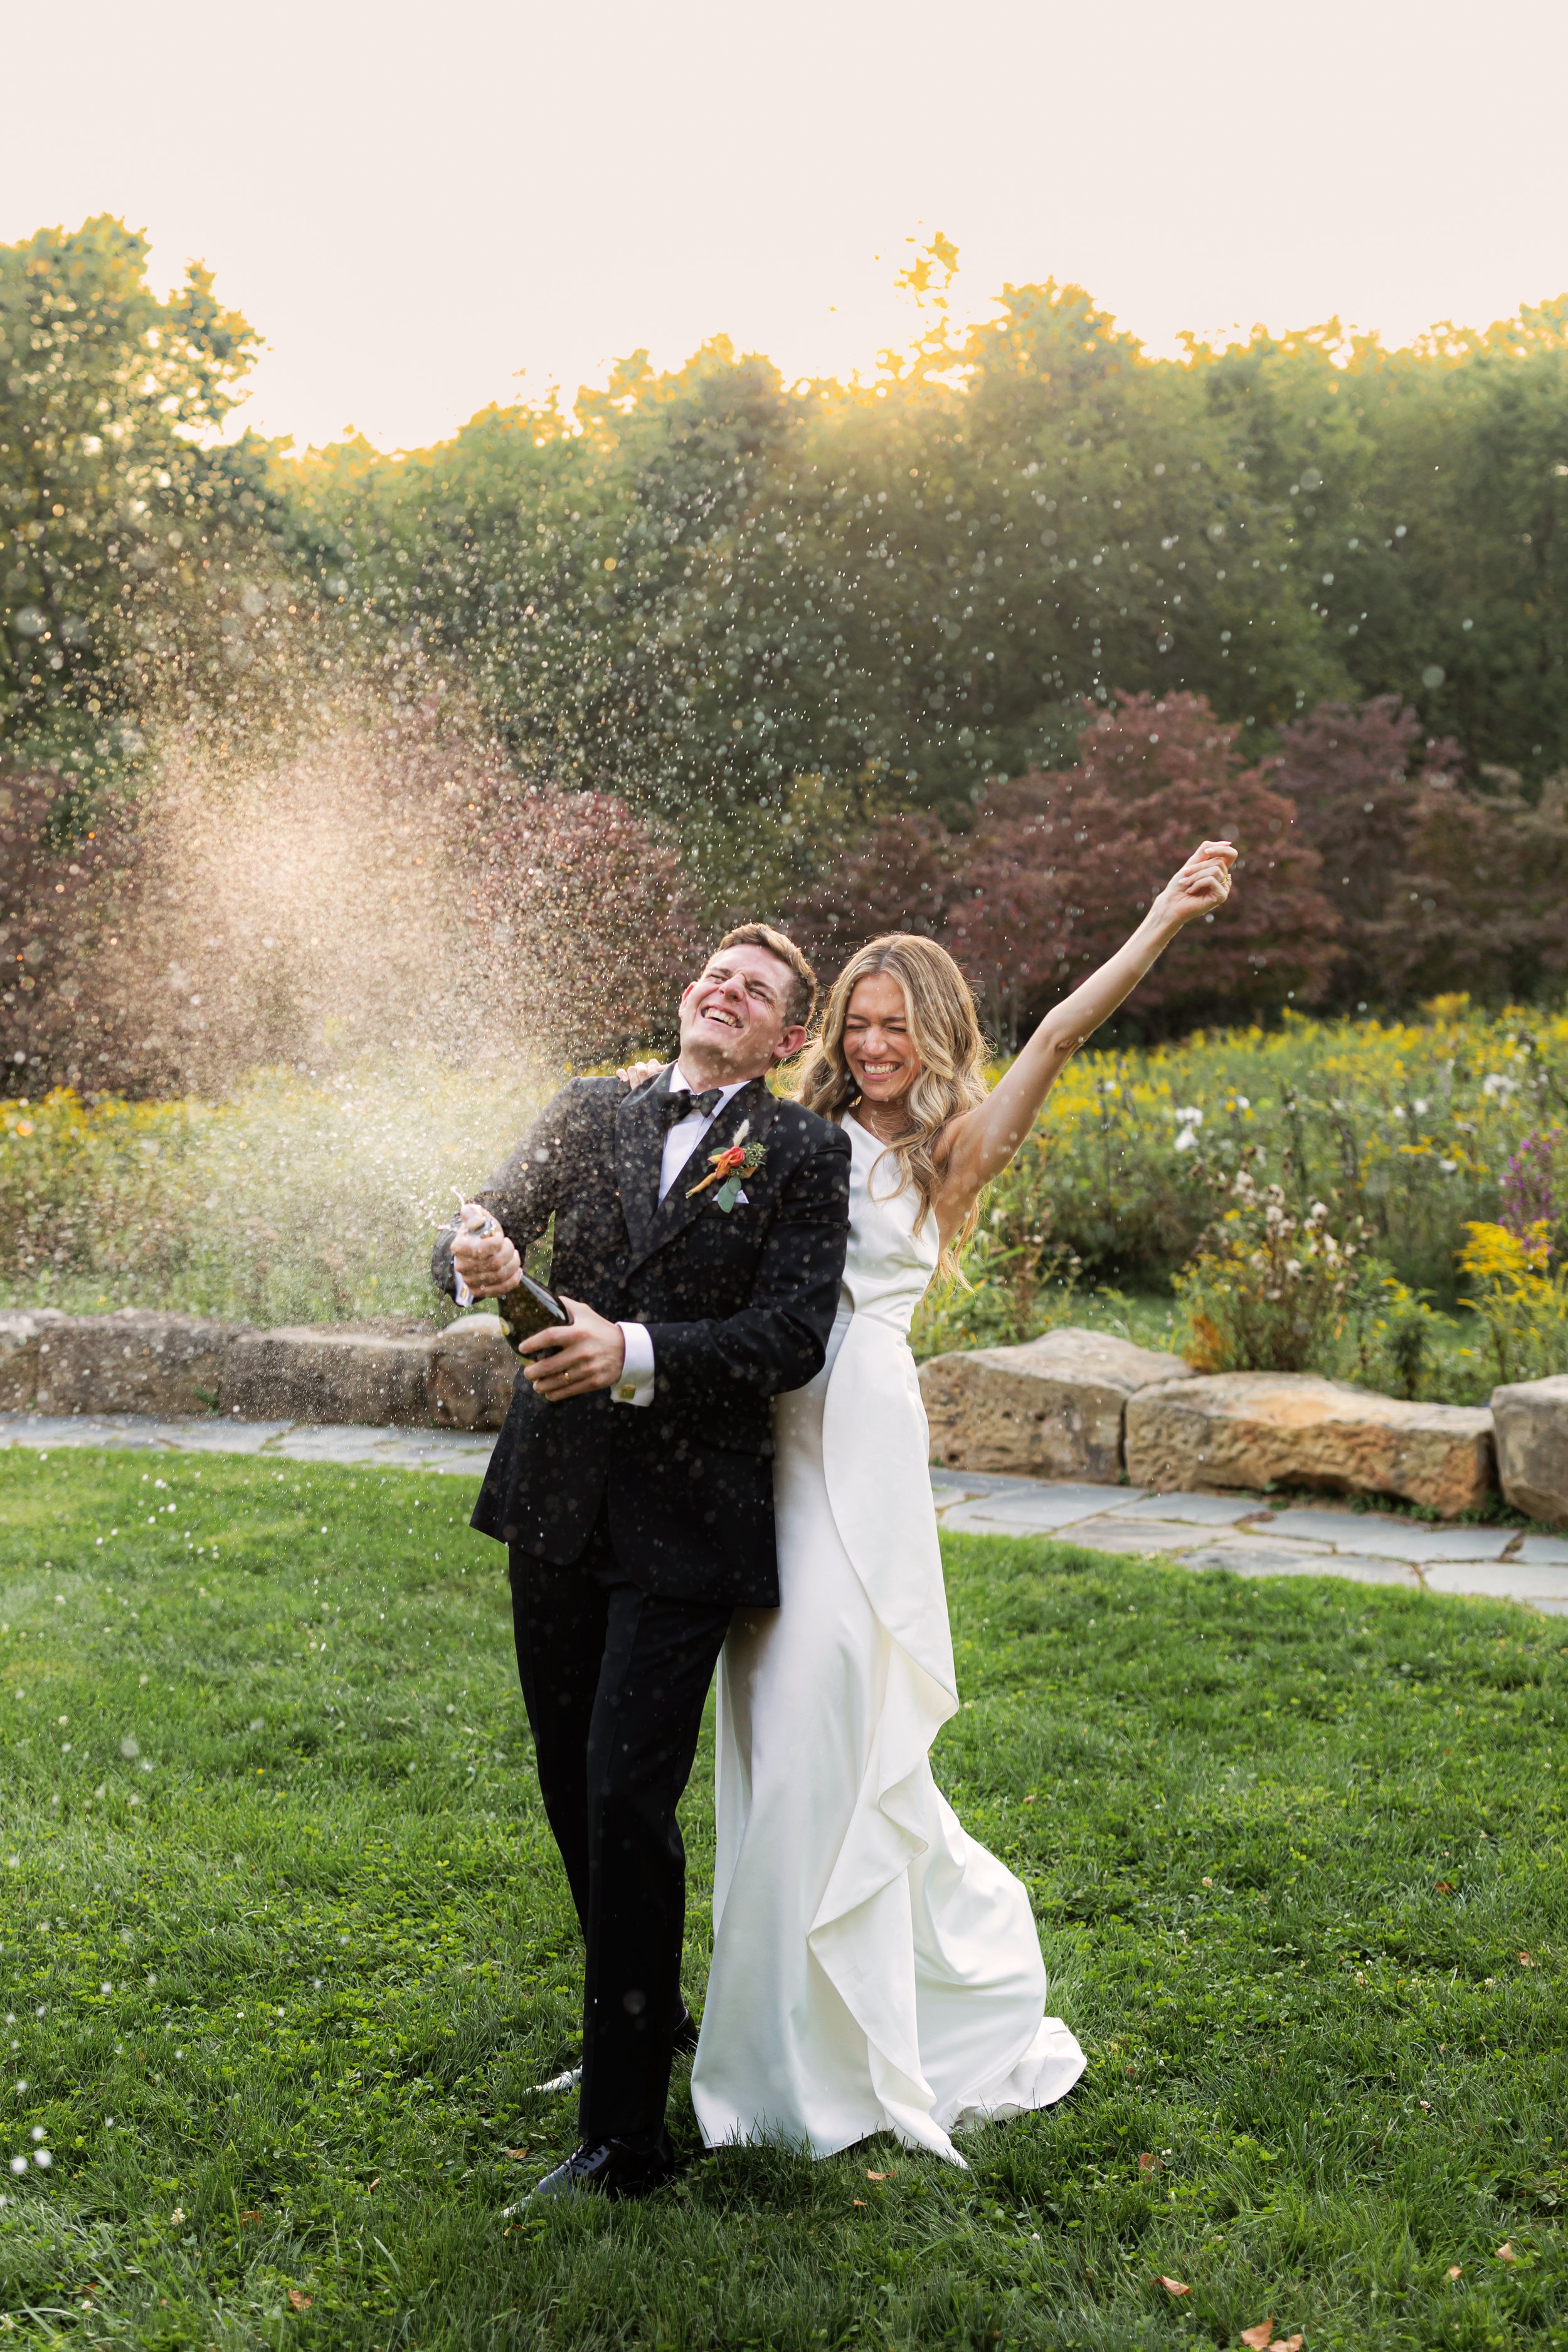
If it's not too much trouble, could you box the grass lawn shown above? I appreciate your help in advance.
[1,1450,1565,2350]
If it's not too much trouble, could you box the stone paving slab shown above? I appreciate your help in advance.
[1259,1505,1387,1547]
[0,1410,494,1475]
[1517,1536,1568,1569]
[3,1411,297,1455]
[931,1466,1078,1498]
[263,1426,494,1475]
[141,1419,298,1455]
[1031,1515,1212,1557]
[1189,1544,1420,1587]
[1134,1490,1266,1526]
[1424,1560,1568,1606]
[1288,1518,1515,1565]
[938,1484,1152,1535]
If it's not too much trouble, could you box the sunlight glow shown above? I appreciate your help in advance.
[3,0,1566,451]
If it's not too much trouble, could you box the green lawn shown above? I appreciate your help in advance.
[1,1450,1565,2351]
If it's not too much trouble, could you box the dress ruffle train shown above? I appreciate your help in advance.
[691,1119,1084,2164]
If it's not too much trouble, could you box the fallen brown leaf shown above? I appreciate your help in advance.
[368,2177,380,2192]
[1447,2265,1463,2280]
[1434,1879,1454,1895]
[505,2148,531,2162]
[1239,2323,1274,2349]
[1156,2275,1190,2296]
[866,2169,893,2181]
[287,2289,312,2311]
[1274,2338,1304,2351]
[1518,1951,1536,1967]
[852,2198,866,2208]
[239,2210,263,2226]
[1138,2151,1161,2174]
[1496,2242,1517,2262]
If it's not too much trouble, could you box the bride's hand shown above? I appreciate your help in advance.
[617,1057,665,1087]
[1154,839,1237,928]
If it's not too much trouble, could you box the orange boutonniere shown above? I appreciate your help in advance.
[686,1125,767,1211]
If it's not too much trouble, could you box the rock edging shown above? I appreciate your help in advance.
[4,1304,1565,1523]
[1490,1374,1568,1528]
[0,1306,518,1433]
[1125,1370,1495,1520]
[918,1327,1568,1523]
[920,1327,1192,1481]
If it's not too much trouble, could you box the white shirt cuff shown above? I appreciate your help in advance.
[612,1321,655,1406]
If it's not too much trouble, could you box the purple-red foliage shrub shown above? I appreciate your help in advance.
[472,784,706,1062]
[3,711,708,1094]
[1368,773,1568,1007]
[785,692,1338,1043]
[1268,696,1459,1008]
[1272,698,1568,1010]
[789,814,951,975]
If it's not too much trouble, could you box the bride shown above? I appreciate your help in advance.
[620,839,1233,2159]
[675,837,1237,2164]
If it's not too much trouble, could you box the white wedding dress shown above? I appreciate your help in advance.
[690,1115,1085,2164]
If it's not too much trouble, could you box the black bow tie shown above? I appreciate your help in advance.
[658,1084,724,1125]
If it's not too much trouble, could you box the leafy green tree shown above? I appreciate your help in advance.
[809,278,1343,811]
[1,216,337,798]
[1192,309,1568,777]
[305,266,1356,857]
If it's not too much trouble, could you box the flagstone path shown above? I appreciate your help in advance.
[4,1411,1565,1611]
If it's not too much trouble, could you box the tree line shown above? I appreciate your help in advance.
[3,217,1567,1087]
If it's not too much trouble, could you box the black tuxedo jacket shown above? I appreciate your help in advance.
[433,1069,851,1606]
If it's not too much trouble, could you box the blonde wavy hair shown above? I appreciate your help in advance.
[794,934,988,1281]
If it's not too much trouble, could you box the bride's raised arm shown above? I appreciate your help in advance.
[929,838,1237,1241]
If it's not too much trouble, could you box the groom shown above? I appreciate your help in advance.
[434,924,850,2198]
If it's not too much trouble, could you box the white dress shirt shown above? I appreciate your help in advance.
[613,1066,750,1407]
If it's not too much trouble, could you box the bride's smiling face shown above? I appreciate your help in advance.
[843,972,920,1104]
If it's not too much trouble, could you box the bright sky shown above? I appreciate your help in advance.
[5,0,1566,455]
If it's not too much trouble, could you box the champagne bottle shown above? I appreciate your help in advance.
[451,1197,571,1356]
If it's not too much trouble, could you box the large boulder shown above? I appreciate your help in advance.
[430,1314,517,1432]
[220,1327,437,1427]
[919,1327,1194,1481]
[1491,1374,1568,1527]
[1125,1371,1495,1520]
[0,1306,66,1411]
[35,1309,247,1417]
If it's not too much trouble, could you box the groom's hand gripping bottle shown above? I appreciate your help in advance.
[450,1194,571,1357]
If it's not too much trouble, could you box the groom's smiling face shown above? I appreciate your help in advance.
[678,945,806,1083]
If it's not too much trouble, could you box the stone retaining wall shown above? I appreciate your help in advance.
[921,1328,1192,1481]
[919,1330,1565,1525]
[0,1306,518,1433]
[4,1306,1565,1524]
[1124,1372,1495,1520]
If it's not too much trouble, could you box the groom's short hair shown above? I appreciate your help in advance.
[714,923,817,1033]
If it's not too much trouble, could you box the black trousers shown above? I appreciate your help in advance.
[509,1518,732,2153]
